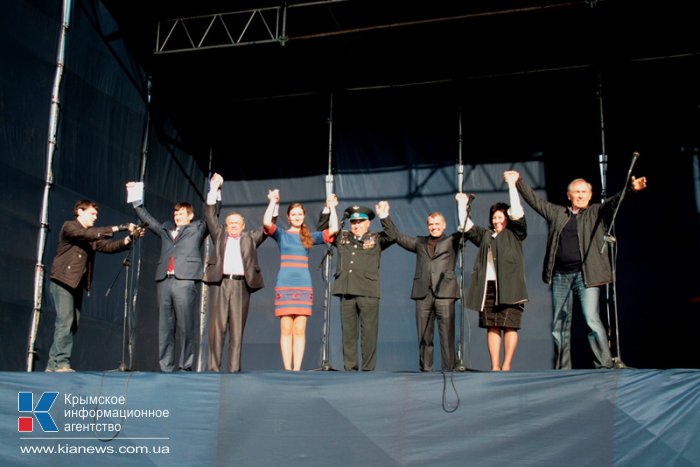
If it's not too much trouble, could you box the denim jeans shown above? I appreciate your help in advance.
[551,272,612,369]
[47,280,82,370]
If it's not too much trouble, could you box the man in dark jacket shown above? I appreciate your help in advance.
[203,173,268,372]
[514,172,647,369]
[46,200,135,372]
[382,194,469,372]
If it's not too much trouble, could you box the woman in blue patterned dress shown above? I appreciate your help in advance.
[263,189,338,370]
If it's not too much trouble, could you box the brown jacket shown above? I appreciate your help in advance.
[50,220,129,291]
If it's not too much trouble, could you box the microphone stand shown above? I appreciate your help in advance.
[600,152,639,369]
[312,212,342,372]
[312,92,338,371]
[453,106,478,372]
[313,242,337,371]
[105,233,139,372]
[454,192,477,372]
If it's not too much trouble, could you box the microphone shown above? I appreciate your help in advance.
[626,151,640,181]
[132,222,149,234]
[130,222,148,241]
[599,153,608,199]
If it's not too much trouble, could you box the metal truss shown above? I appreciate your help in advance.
[155,0,353,55]
[155,6,284,54]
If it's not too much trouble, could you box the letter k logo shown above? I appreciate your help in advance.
[18,392,59,432]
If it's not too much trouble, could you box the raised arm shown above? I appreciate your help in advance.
[455,192,473,232]
[205,172,224,233]
[207,173,223,202]
[375,201,396,248]
[504,170,524,220]
[263,189,280,230]
[514,173,559,220]
[126,181,163,232]
[326,193,339,237]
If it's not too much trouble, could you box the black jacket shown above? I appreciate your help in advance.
[464,217,528,311]
[516,179,626,286]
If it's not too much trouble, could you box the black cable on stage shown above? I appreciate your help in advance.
[441,370,460,413]
[93,371,135,442]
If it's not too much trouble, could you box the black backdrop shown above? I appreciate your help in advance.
[1,0,698,372]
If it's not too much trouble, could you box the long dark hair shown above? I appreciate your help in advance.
[287,203,314,248]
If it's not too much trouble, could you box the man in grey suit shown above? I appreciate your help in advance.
[127,182,209,372]
[383,193,469,371]
[203,173,268,372]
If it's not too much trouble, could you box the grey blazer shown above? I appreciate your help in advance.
[134,205,209,281]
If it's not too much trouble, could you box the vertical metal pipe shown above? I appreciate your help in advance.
[455,105,471,371]
[320,92,335,370]
[128,76,153,370]
[197,148,214,372]
[26,0,74,372]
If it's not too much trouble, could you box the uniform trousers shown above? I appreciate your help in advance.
[339,295,379,371]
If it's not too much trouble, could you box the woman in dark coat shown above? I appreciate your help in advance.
[464,171,528,371]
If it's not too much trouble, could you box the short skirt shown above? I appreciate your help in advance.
[274,286,313,317]
[478,281,523,329]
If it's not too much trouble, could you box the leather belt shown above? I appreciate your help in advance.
[224,274,244,280]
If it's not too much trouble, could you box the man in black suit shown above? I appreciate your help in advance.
[203,173,268,372]
[383,193,469,371]
[127,182,209,372]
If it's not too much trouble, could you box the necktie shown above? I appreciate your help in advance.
[168,228,179,273]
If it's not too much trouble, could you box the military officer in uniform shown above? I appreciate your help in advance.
[330,202,395,371]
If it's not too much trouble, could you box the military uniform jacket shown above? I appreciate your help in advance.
[331,217,395,298]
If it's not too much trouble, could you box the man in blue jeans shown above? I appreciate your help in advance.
[513,172,647,369]
[46,200,136,372]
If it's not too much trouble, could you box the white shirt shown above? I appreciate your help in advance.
[223,236,244,275]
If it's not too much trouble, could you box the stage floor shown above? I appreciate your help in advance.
[2,369,699,466]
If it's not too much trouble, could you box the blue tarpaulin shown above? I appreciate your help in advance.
[1,369,699,466]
